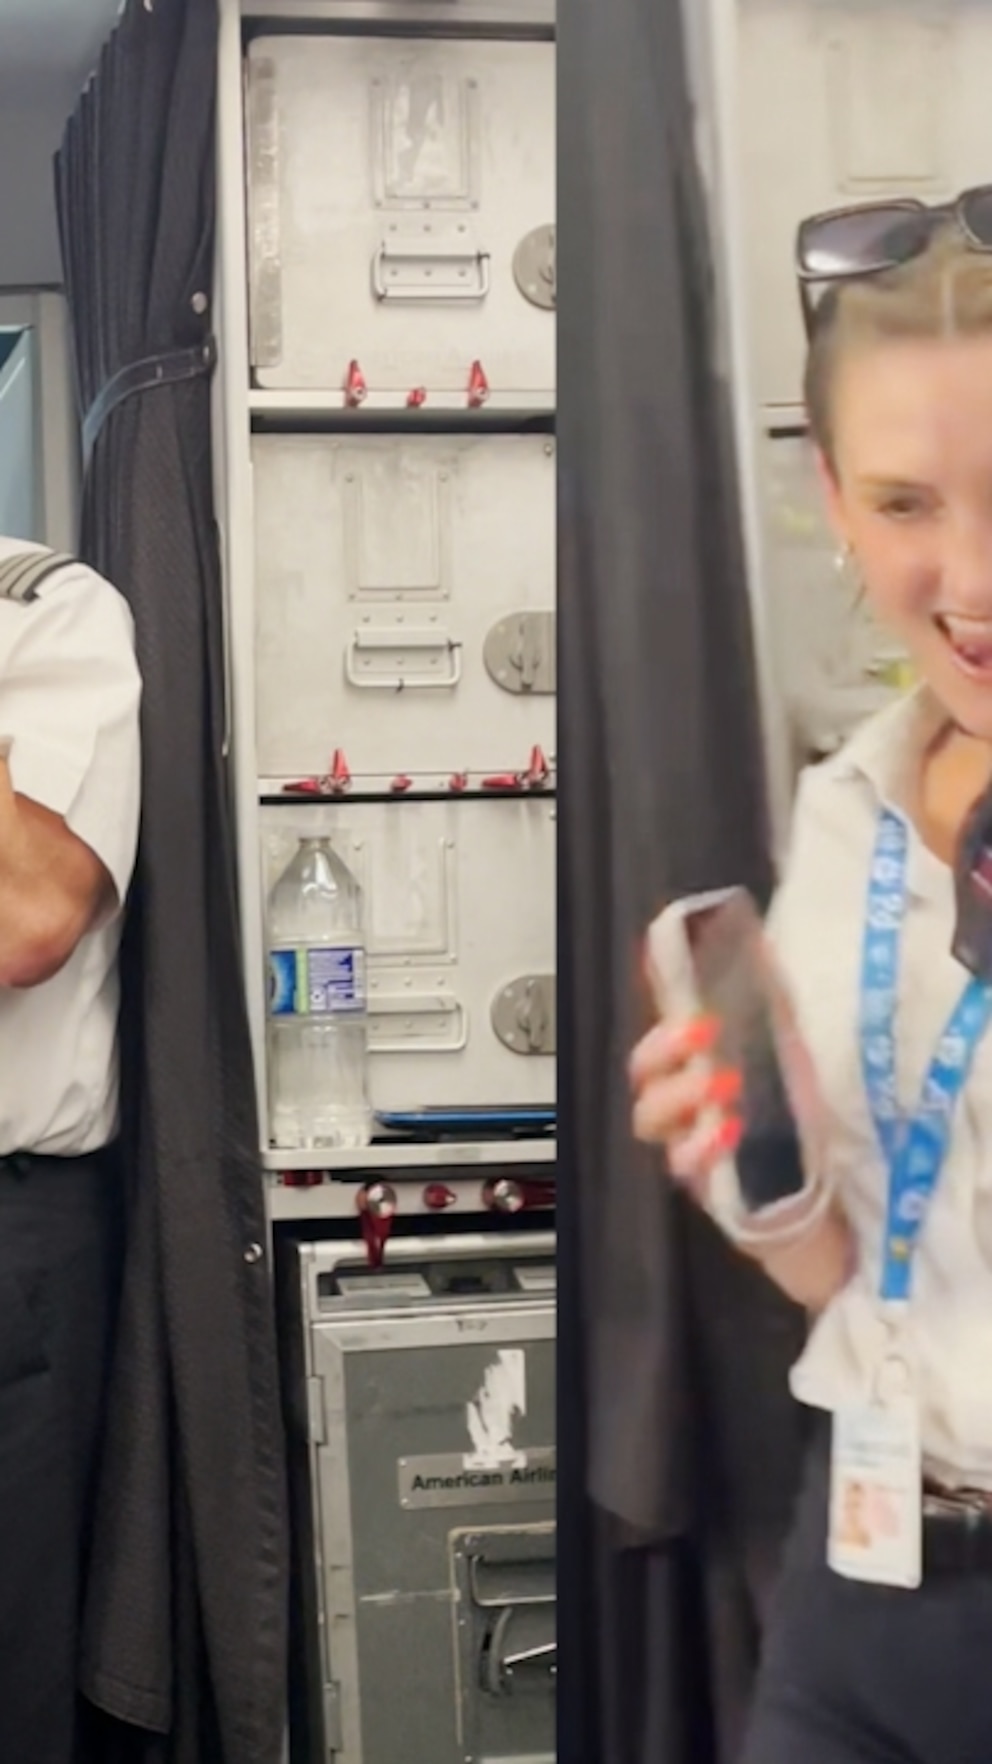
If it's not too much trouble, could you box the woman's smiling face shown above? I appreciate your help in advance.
[821,330,992,741]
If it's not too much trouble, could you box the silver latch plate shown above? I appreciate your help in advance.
[483,611,556,696]
[513,224,556,311]
[491,975,556,1056]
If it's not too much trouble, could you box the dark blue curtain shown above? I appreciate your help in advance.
[556,0,808,1758]
[56,4,288,1760]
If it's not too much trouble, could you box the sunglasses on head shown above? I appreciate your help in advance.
[796,185,992,337]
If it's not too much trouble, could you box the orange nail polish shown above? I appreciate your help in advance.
[680,1014,720,1056]
[710,1115,743,1156]
[705,1067,743,1108]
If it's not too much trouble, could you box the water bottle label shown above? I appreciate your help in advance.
[269,946,366,1016]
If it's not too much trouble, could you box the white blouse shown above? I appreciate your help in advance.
[772,689,992,1490]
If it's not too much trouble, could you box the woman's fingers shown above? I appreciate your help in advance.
[629,1011,745,1206]
[627,1013,719,1090]
[668,1111,743,1184]
[630,1060,740,1144]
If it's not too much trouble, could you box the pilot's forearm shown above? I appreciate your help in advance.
[0,756,114,988]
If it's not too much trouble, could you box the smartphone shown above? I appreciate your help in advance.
[953,781,992,982]
[646,887,814,1223]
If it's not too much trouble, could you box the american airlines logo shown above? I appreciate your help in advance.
[464,1349,527,1471]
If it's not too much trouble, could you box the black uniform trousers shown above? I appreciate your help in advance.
[743,1419,992,1763]
[0,1149,123,1764]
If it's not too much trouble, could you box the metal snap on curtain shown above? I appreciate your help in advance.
[55,3,289,1761]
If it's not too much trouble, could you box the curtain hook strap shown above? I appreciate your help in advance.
[81,335,217,473]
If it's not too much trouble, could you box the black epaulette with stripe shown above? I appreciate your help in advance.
[0,548,75,605]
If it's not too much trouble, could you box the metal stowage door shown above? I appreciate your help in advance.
[246,35,555,402]
[252,433,555,779]
[260,796,555,1118]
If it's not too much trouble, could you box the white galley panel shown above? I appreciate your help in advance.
[245,34,556,405]
[259,795,556,1120]
[253,432,555,781]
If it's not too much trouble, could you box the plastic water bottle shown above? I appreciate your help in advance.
[266,836,373,1150]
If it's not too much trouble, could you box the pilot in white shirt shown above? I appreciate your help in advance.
[0,534,141,1764]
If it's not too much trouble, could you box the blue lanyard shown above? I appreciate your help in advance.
[861,808,992,1303]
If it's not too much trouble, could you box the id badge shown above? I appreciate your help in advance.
[828,1396,922,1589]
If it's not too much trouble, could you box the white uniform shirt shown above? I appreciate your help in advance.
[0,537,141,1157]
[773,688,992,1490]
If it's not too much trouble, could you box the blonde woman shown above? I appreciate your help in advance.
[630,190,992,1762]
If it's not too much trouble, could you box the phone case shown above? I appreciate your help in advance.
[646,889,811,1223]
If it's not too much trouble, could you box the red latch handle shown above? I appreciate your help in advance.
[523,745,551,788]
[344,360,368,408]
[328,749,352,793]
[423,1183,457,1212]
[356,1182,397,1268]
[482,1177,555,1215]
[468,360,490,409]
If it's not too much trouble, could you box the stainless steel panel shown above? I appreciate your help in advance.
[252,432,555,778]
[246,36,555,401]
